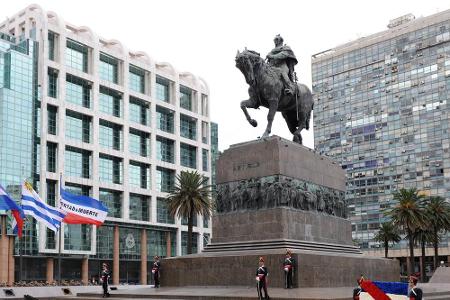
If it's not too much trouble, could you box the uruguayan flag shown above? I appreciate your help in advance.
[21,181,65,232]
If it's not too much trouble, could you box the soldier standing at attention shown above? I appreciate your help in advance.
[256,257,270,300]
[283,249,295,289]
[152,256,161,288]
[408,276,423,300]
[101,263,110,298]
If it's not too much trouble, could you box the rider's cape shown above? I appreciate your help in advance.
[267,45,298,66]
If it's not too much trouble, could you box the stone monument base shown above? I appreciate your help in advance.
[207,207,356,253]
[160,249,399,288]
[160,137,399,288]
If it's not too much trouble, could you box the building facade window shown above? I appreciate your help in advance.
[148,230,176,258]
[47,105,57,135]
[156,106,174,133]
[48,31,56,61]
[64,223,91,251]
[65,39,88,72]
[99,154,122,184]
[201,94,208,117]
[66,74,91,108]
[157,197,174,224]
[181,216,197,227]
[46,180,57,207]
[202,149,208,172]
[180,143,197,169]
[99,53,118,84]
[47,142,57,173]
[156,136,174,163]
[65,146,91,179]
[47,68,58,98]
[129,129,150,157]
[65,111,91,143]
[99,87,122,118]
[156,76,170,102]
[203,216,209,228]
[180,114,197,140]
[201,121,209,144]
[119,227,141,260]
[129,65,145,93]
[129,194,150,221]
[129,161,150,189]
[45,179,57,250]
[129,97,149,125]
[203,233,210,248]
[99,189,121,218]
[180,86,193,111]
[99,120,122,151]
[95,226,113,259]
[156,167,175,193]
[62,183,93,253]
[181,231,198,255]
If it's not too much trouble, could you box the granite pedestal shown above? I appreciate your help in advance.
[161,136,399,288]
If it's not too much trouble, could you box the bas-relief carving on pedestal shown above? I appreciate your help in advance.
[216,175,348,218]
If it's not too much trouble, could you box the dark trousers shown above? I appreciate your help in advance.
[257,279,269,299]
[102,280,109,296]
[285,269,293,288]
[153,271,160,287]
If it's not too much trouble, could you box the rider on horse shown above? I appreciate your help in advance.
[266,34,298,95]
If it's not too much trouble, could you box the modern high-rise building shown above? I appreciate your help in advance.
[210,122,219,187]
[0,4,213,284]
[312,11,450,269]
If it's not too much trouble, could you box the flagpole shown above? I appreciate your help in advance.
[58,173,62,285]
[58,226,62,284]
[19,166,24,282]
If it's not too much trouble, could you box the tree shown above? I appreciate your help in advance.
[374,222,401,258]
[386,188,427,275]
[412,227,433,282]
[166,171,212,254]
[423,196,450,270]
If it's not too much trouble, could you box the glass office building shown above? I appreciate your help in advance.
[312,11,450,264]
[0,4,213,283]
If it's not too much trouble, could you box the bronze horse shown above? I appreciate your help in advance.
[235,49,313,144]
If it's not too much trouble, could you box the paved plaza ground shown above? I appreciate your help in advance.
[72,283,450,300]
[2,283,450,299]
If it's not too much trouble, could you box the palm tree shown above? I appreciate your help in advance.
[423,196,450,269]
[374,222,401,258]
[166,170,212,254]
[386,188,427,275]
[412,227,433,282]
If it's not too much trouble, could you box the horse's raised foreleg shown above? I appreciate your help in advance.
[240,99,258,127]
[262,100,278,138]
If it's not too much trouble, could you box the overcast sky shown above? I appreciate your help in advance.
[3,0,450,150]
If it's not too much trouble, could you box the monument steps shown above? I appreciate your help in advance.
[203,239,362,254]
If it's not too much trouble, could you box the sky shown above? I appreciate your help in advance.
[3,0,450,151]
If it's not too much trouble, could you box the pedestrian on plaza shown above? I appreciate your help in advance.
[283,249,295,289]
[256,256,270,300]
[101,263,111,298]
[152,256,161,288]
[408,276,423,300]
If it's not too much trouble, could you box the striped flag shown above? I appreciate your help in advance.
[59,185,108,226]
[21,181,64,232]
[0,184,24,237]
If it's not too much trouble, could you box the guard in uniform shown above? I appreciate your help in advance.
[283,249,295,289]
[256,257,270,300]
[152,256,161,288]
[408,276,423,300]
[352,277,364,300]
[101,263,110,298]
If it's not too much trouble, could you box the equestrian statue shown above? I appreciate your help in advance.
[235,34,313,144]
